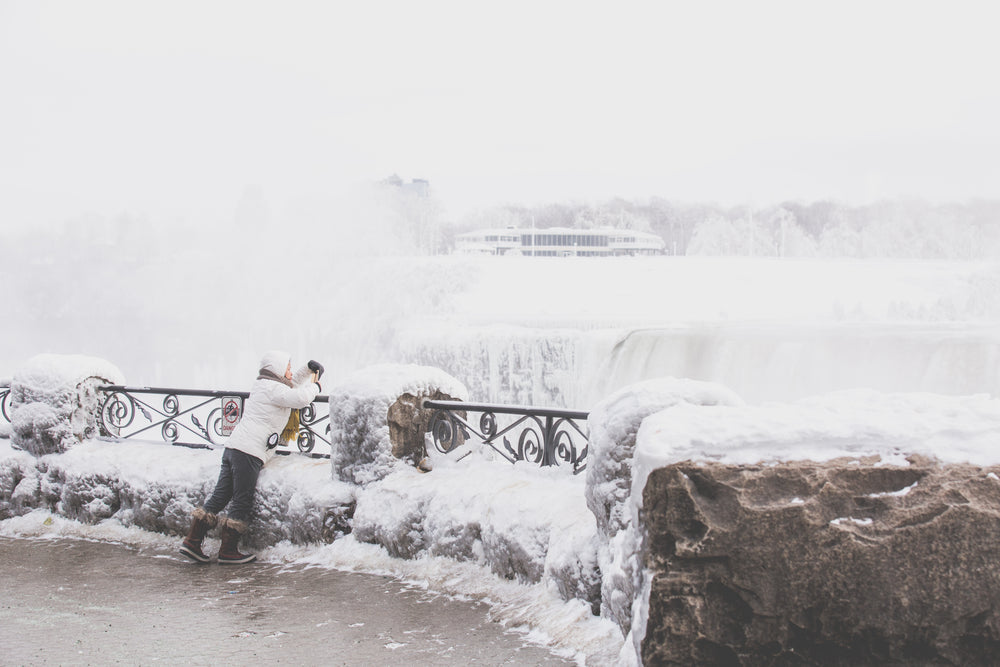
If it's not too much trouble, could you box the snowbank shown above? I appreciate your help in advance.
[8,353,124,456]
[327,364,467,486]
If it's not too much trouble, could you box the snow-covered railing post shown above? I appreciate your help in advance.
[422,399,589,473]
[95,385,332,458]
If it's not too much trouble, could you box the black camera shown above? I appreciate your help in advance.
[307,360,325,380]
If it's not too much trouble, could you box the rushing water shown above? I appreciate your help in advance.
[400,322,1000,408]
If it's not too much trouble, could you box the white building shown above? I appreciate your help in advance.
[455,227,666,257]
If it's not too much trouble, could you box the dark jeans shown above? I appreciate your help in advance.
[203,448,263,523]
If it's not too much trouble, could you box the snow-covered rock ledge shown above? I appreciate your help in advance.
[620,390,1000,666]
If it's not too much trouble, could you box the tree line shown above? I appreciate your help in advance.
[451,198,1000,259]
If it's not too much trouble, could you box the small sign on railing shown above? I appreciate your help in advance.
[220,396,242,436]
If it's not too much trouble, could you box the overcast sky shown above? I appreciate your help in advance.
[1,0,998,230]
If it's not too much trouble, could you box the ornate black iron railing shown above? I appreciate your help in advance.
[96,385,331,458]
[422,399,589,473]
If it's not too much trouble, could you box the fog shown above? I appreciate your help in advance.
[3,1,1000,401]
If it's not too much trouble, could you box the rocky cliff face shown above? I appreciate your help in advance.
[640,458,1000,666]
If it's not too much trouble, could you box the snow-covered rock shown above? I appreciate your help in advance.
[328,364,467,486]
[623,389,1000,665]
[584,377,742,634]
[8,354,124,456]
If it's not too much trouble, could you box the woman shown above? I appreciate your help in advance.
[180,350,323,564]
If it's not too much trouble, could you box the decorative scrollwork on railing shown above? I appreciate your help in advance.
[161,419,180,444]
[422,400,589,474]
[294,401,331,454]
[95,385,331,458]
[429,409,463,454]
[100,391,139,433]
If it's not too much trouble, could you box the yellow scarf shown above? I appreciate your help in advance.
[281,409,300,443]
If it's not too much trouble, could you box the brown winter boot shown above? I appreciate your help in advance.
[217,517,257,564]
[179,508,217,563]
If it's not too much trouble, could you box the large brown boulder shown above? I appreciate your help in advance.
[640,458,1000,666]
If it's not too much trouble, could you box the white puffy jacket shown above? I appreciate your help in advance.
[226,359,320,465]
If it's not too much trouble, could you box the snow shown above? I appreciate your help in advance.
[631,389,1000,480]
[11,353,124,394]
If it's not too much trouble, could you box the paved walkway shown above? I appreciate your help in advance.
[0,536,572,665]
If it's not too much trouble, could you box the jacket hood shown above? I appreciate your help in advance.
[259,350,291,377]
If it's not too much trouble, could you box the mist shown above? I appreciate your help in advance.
[3,1,1000,403]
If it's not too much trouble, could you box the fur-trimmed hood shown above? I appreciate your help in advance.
[258,350,291,378]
